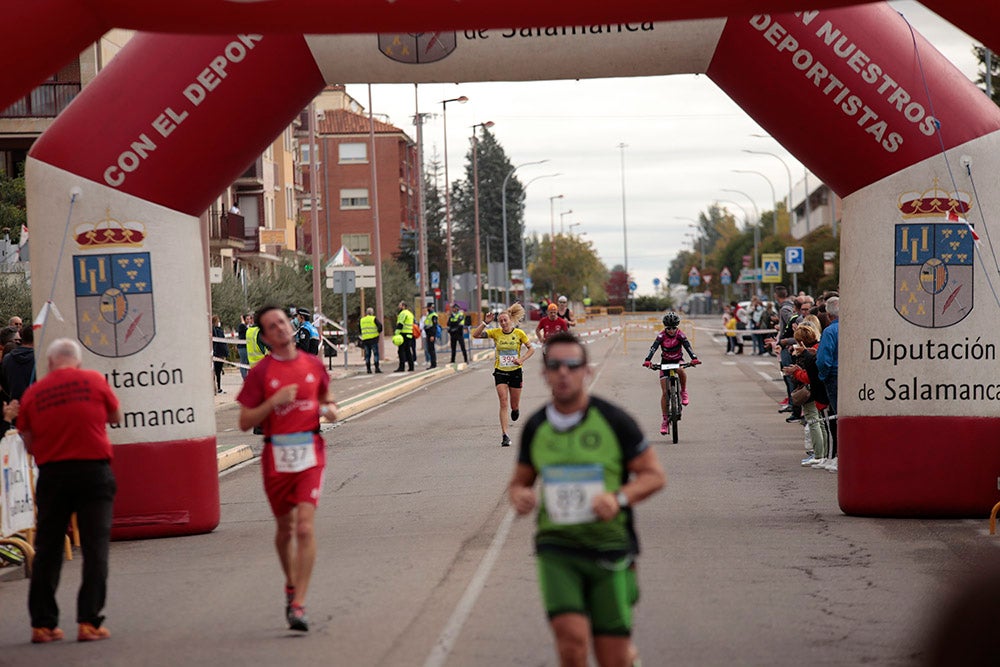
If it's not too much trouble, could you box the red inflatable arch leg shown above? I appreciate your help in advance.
[27,33,324,538]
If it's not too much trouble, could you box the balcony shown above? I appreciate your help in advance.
[209,212,259,254]
[0,83,81,118]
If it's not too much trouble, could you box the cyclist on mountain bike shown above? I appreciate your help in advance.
[642,312,701,435]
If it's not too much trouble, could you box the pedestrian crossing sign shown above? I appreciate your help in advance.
[762,253,782,283]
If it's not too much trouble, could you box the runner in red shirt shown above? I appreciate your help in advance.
[238,305,337,633]
[536,303,570,343]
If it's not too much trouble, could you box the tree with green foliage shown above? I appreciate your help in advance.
[529,233,607,303]
[396,156,447,283]
[450,127,526,280]
[0,166,26,244]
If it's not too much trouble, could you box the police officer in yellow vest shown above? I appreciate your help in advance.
[246,322,268,368]
[422,304,439,369]
[394,300,415,372]
[359,307,383,374]
[447,303,468,363]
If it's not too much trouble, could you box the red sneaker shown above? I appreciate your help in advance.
[780,397,789,406]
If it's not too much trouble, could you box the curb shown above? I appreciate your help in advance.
[216,444,255,472]
[214,364,463,473]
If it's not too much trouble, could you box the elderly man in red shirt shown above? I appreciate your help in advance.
[19,337,122,644]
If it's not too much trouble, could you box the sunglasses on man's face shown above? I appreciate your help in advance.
[544,358,587,371]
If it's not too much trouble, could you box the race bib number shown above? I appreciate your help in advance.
[271,431,318,473]
[542,464,605,525]
[499,352,518,367]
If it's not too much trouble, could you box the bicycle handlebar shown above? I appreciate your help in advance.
[645,361,699,371]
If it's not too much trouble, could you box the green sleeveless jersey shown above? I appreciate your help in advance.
[518,396,648,557]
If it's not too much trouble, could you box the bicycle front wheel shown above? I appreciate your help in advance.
[669,377,681,443]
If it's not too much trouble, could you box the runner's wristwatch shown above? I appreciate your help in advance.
[616,491,629,509]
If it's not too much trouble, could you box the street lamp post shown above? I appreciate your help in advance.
[743,147,795,230]
[732,169,778,235]
[618,142,630,310]
[568,222,581,237]
[519,173,560,305]
[674,216,704,271]
[559,209,573,234]
[548,194,563,298]
[471,121,494,315]
[502,159,549,305]
[441,95,467,304]
[722,188,761,296]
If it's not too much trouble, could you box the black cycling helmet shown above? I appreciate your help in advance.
[663,311,681,327]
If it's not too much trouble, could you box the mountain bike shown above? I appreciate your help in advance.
[649,361,697,444]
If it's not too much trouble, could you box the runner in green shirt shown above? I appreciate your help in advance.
[509,331,665,667]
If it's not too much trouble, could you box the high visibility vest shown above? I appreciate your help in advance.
[246,326,266,366]
[423,312,437,328]
[360,315,379,340]
[396,309,414,337]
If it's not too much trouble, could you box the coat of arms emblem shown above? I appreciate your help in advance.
[378,32,457,64]
[73,212,155,357]
[894,182,974,328]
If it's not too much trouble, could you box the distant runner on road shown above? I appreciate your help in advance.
[472,303,534,447]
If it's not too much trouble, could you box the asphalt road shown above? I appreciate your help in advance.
[0,319,996,666]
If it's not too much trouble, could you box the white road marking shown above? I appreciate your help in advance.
[423,509,516,667]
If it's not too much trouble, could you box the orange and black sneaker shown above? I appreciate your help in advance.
[77,623,110,642]
[30,627,64,644]
[286,603,309,632]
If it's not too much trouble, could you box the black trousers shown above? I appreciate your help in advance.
[362,339,379,370]
[397,336,415,370]
[450,330,468,362]
[29,460,116,629]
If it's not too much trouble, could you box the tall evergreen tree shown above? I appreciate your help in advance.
[450,127,526,281]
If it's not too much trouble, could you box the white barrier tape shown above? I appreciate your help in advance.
[694,327,780,336]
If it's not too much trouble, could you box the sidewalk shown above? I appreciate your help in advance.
[212,340,493,472]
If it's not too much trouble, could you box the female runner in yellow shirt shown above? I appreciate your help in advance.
[472,303,535,447]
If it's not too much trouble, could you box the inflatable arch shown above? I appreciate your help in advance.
[12,2,1000,536]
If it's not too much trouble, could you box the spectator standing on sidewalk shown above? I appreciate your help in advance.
[20,338,122,643]
[359,307,383,374]
[817,296,840,471]
[237,305,338,632]
[211,315,228,394]
[236,313,251,379]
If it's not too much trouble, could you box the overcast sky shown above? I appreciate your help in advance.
[344,2,982,298]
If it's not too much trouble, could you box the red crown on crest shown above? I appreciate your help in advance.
[898,179,972,219]
[75,209,146,248]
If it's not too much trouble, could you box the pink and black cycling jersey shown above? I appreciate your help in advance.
[645,328,695,363]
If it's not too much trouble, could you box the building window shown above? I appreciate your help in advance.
[339,142,368,163]
[302,195,322,211]
[340,188,370,209]
[285,186,295,220]
[342,233,371,255]
[300,143,319,164]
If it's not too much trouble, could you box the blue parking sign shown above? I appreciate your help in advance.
[785,246,804,274]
